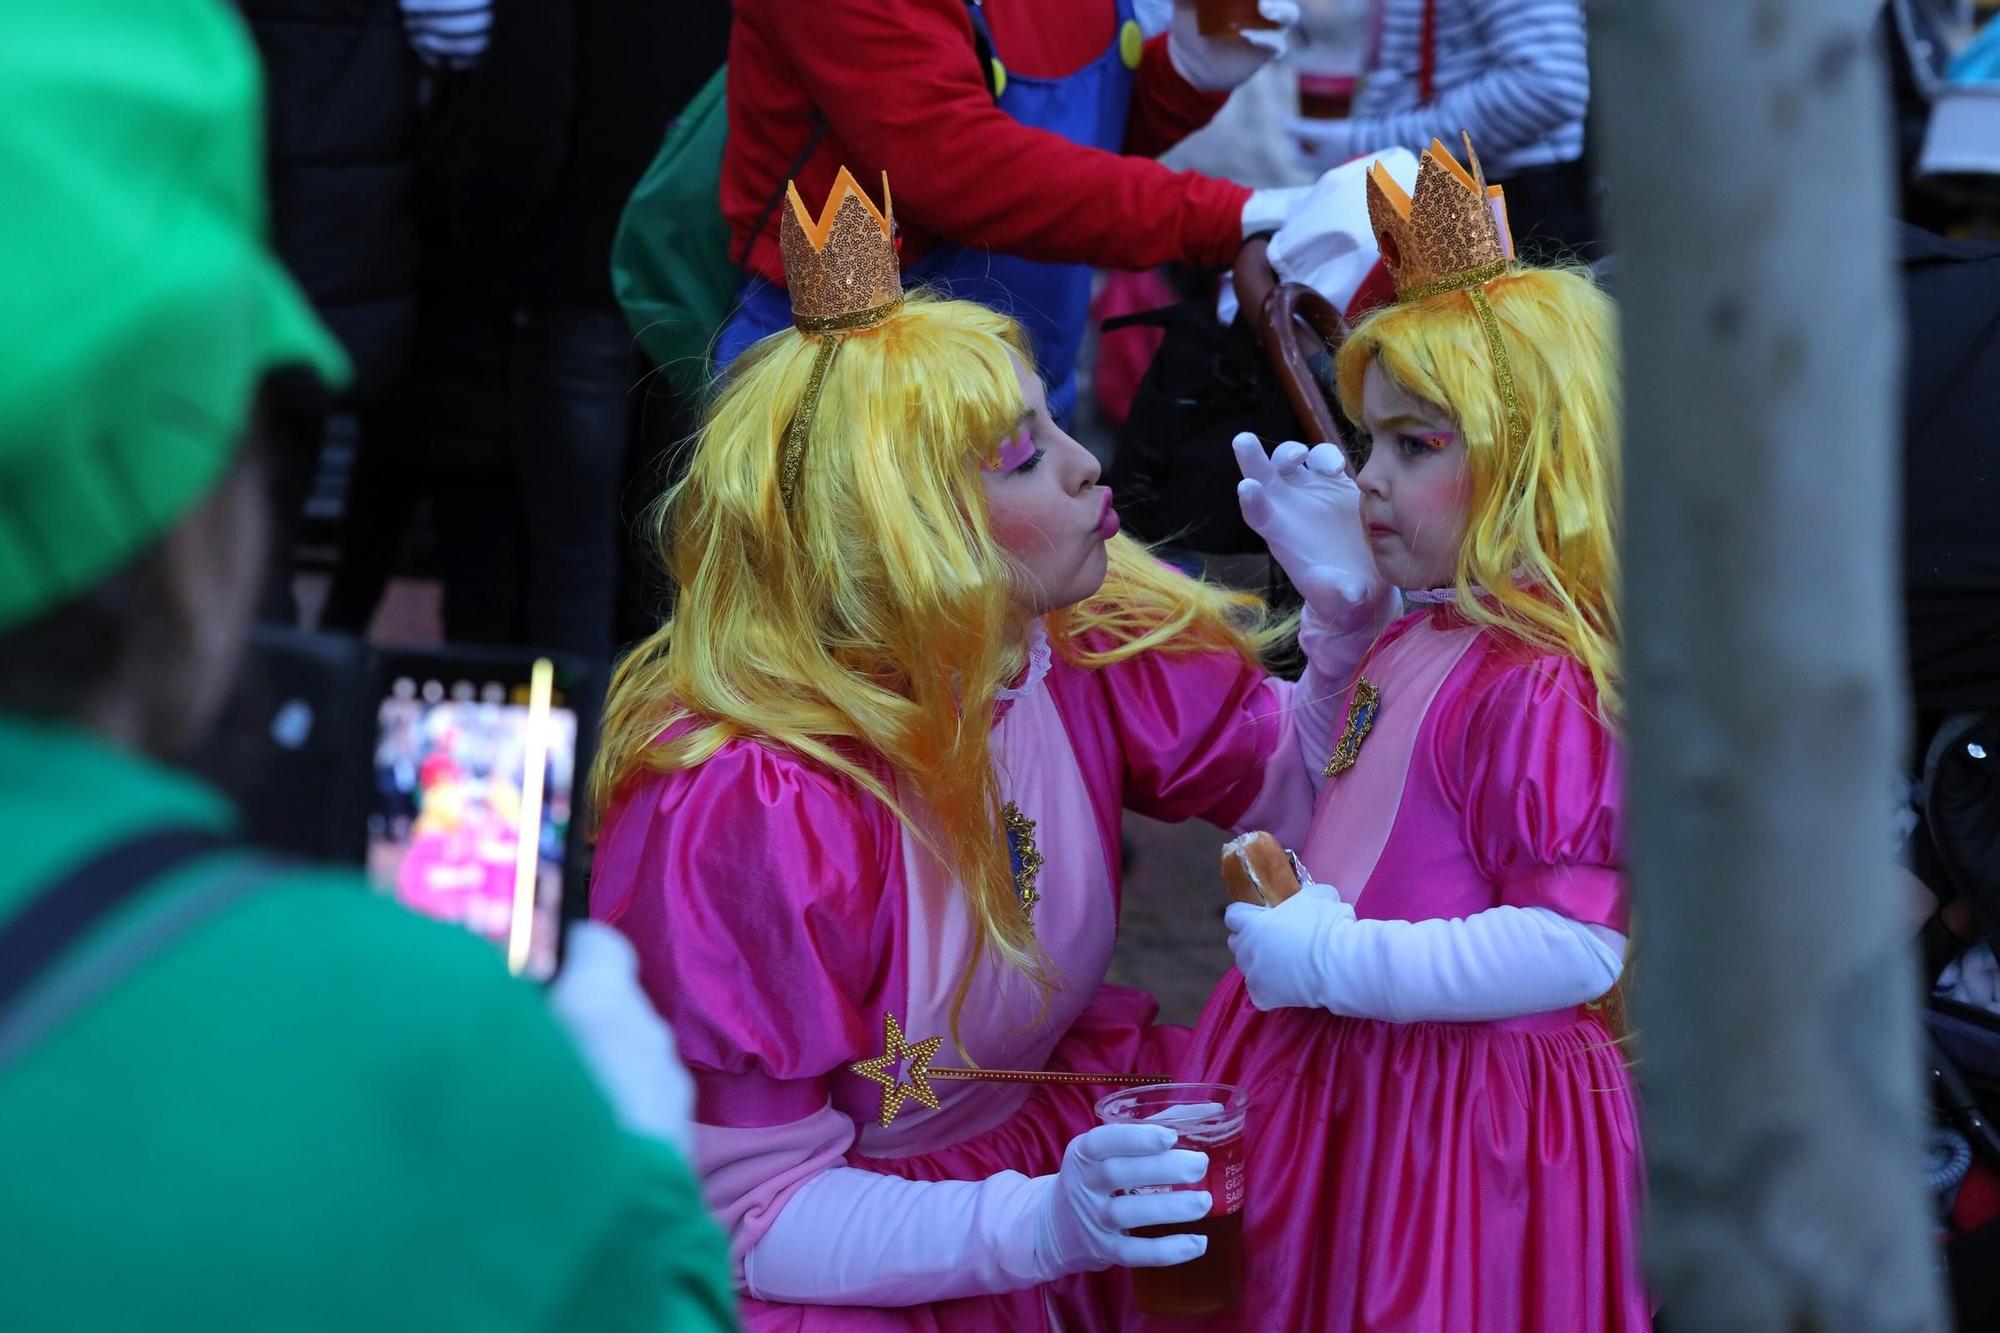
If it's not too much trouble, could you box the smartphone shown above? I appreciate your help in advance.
[362,647,598,981]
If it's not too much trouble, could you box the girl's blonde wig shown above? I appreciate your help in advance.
[1335,266,1622,715]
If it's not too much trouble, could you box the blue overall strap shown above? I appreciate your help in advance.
[0,828,264,1072]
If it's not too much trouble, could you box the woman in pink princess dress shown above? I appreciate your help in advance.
[1176,144,1650,1333]
[587,180,1397,1333]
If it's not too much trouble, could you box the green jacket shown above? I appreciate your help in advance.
[0,715,735,1332]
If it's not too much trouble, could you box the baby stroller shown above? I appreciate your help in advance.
[1895,223,2000,1324]
[1101,236,1359,566]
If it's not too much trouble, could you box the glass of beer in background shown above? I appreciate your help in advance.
[1095,1082,1250,1317]
[1194,0,1279,37]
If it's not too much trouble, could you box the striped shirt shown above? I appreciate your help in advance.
[398,0,492,71]
[1323,0,1589,177]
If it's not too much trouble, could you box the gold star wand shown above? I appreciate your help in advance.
[849,1011,1170,1128]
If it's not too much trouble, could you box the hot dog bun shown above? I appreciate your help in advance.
[1220,831,1303,907]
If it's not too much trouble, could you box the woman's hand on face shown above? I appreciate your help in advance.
[1233,433,1392,630]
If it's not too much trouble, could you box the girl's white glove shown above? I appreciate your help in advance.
[1236,434,1399,785]
[1234,433,1392,632]
[1168,0,1300,92]
[1225,880,1627,1022]
[547,922,695,1155]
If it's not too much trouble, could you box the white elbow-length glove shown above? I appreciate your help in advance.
[1225,880,1626,1022]
[1234,433,1400,782]
[745,1122,1212,1306]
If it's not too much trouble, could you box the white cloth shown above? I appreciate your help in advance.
[1225,880,1626,1021]
[1939,942,2000,1013]
[742,1124,1209,1306]
[547,922,696,1155]
[996,620,1054,704]
[1219,147,1417,323]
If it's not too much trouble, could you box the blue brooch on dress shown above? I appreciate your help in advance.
[1324,679,1382,778]
[1002,801,1044,923]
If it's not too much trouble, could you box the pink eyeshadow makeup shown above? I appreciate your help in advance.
[986,427,1036,473]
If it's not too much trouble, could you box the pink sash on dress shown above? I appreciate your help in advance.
[1299,618,1481,908]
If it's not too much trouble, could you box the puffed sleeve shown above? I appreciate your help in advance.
[1078,631,1314,846]
[1457,655,1629,933]
[590,737,896,1271]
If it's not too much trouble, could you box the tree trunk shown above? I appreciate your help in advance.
[1589,1,1945,1328]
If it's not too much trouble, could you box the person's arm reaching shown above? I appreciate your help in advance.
[1125,0,1299,157]
[742,1125,1211,1305]
[1305,0,1588,164]
[772,0,1253,271]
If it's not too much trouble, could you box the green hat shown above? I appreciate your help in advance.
[0,0,348,631]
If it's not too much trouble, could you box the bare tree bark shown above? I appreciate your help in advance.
[1589,1,1945,1328]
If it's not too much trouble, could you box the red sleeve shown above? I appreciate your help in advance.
[760,0,1250,272]
[1122,32,1234,160]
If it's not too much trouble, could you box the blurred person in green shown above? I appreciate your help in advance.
[0,3,736,1330]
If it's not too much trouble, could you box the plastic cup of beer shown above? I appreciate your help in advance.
[1095,1082,1250,1317]
[1297,69,1357,121]
[1195,0,1279,37]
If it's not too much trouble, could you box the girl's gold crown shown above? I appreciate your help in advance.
[779,166,903,331]
[1365,134,1517,304]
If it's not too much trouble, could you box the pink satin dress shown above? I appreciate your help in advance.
[1173,608,1650,1332]
[591,628,1317,1331]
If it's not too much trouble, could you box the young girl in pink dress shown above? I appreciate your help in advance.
[1179,138,1649,1332]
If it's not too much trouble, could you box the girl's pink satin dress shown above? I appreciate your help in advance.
[1171,609,1649,1332]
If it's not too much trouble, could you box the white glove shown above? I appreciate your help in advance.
[1169,0,1300,92]
[743,1122,1210,1305]
[1234,434,1394,632]
[1225,880,1627,1022]
[1241,183,1312,239]
[1235,435,1397,787]
[547,922,695,1155]
[1038,1122,1213,1274]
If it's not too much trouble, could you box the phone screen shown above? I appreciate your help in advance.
[365,658,573,980]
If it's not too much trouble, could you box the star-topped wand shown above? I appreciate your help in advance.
[849,1012,1171,1128]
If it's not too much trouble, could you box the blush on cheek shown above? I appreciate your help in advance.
[988,508,1055,560]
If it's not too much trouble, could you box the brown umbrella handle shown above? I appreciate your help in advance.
[1232,236,1278,344]
[1258,281,1352,446]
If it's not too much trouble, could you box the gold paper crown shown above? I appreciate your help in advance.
[779,166,903,331]
[1366,134,1516,304]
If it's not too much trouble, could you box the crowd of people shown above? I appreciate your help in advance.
[5,0,1999,1330]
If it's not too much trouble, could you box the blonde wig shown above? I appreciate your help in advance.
[596,294,1281,1034]
[1335,266,1622,716]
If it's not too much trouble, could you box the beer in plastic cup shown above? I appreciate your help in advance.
[1195,0,1279,38]
[1095,1082,1250,1317]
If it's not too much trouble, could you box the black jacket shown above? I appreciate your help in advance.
[420,0,730,310]
[1899,223,2000,716]
[238,0,422,403]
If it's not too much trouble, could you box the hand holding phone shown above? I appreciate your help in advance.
[549,923,695,1154]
